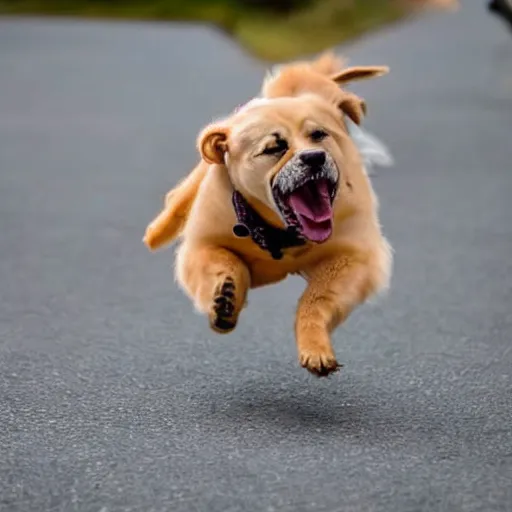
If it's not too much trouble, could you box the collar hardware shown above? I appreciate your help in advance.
[231,190,306,260]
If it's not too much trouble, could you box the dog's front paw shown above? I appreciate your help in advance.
[299,348,342,378]
[209,277,238,334]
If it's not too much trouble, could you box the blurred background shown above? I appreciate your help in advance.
[0,0,458,60]
[1,1,512,512]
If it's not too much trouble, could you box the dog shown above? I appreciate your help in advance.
[143,52,390,252]
[166,93,392,377]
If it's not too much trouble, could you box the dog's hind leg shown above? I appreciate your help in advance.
[175,243,250,334]
[295,247,389,377]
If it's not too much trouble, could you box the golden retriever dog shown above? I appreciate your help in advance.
[166,93,392,377]
[143,52,389,251]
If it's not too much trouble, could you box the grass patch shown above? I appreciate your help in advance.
[0,0,409,61]
[237,0,406,61]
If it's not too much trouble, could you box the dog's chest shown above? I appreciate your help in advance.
[248,259,289,287]
[245,246,310,287]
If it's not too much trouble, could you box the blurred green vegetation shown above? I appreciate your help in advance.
[0,0,407,61]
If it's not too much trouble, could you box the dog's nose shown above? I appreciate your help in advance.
[300,149,326,168]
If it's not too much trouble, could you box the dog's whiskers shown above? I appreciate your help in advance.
[273,163,338,196]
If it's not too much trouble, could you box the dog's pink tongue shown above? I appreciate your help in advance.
[288,179,333,243]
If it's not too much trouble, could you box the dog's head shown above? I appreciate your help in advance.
[197,95,359,244]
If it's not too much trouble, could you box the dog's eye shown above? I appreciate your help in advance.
[310,130,328,143]
[261,138,288,156]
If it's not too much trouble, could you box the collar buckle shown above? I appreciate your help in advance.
[231,190,305,259]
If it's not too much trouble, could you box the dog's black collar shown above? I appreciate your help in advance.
[231,190,306,260]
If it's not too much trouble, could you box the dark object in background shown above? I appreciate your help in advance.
[237,0,311,13]
[488,0,512,28]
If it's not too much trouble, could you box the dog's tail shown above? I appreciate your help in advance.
[143,160,208,251]
[309,51,347,76]
[261,50,346,95]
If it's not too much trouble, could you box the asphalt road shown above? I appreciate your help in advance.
[1,2,512,511]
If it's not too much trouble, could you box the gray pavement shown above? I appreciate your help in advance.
[1,2,512,511]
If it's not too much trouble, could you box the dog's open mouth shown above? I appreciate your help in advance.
[286,177,334,242]
[272,155,338,243]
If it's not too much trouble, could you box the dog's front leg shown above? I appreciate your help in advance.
[176,243,250,334]
[295,252,376,377]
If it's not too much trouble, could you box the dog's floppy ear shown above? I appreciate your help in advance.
[197,124,229,165]
[331,64,388,125]
[331,65,389,85]
[339,91,367,126]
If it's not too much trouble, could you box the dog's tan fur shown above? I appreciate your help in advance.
[172,94,392,376]
[143,52,388,251]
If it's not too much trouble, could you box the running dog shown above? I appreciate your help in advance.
[169,94,393,377]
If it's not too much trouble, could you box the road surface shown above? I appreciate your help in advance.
[1,2,512,511]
